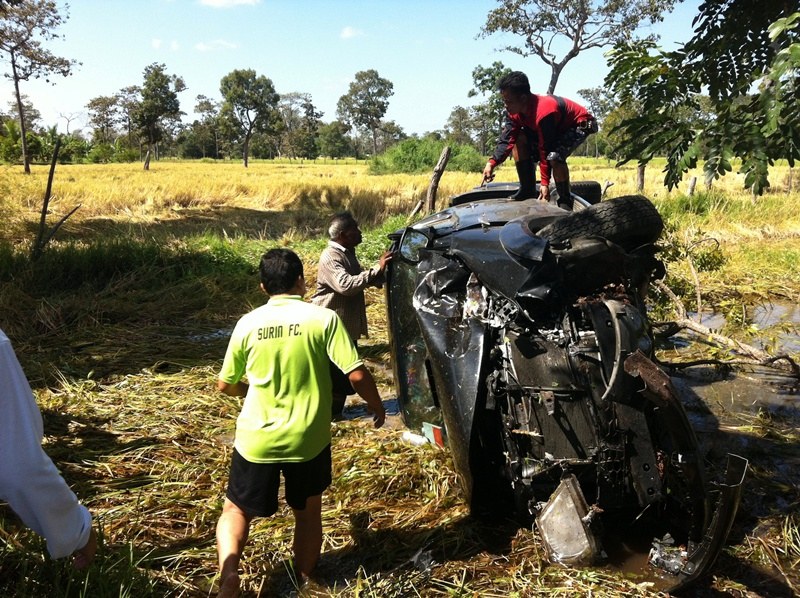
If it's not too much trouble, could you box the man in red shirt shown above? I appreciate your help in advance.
[482,71,597,210]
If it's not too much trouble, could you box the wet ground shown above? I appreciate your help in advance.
[667,297,799,443]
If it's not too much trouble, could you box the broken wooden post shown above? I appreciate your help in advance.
[31,137,81,261]
[425,146,451,213]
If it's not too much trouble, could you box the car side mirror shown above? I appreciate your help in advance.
[397,228,430,263]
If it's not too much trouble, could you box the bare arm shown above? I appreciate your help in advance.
[347,365,386,428]
[217,379,249,397]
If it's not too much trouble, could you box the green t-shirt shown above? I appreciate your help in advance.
[218,295,362,463]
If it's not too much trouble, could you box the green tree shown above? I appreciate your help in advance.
[0,117,21,162]
[296,95,323,159]
[86,95,121,144]
[336,69,394,157]
[0,0,78,173]
[576,87,616,124]
[577,86,619,157]
[601,101,641,160]
[277,92,322,159]
[605,1,799,194]
[134,63,185,169]
[219,68,279,167]
[375,120,406,154]
[116,85,140,151]
[445,106,477,147]
[6,94,41,134]
[317,120,352,158]
[468,62,512,154]
[480,0,676,94]
[194,94,220,158]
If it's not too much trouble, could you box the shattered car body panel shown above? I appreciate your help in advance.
[385,187,747,591]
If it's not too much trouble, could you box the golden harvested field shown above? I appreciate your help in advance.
[2,157,796,217]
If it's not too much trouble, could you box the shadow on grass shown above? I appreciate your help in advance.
[256,513,519,597]
[25,205,330,243]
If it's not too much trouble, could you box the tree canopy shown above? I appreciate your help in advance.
[134,63,185,169]
[219,68,279,167]
[336,69,394,157]
[0,0,77,172]
[605,0,800,194]
[480,0,676,94]
[277,92,323,159]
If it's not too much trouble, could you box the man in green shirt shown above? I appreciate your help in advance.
[215,248,386,597]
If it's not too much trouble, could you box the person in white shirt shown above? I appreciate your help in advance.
[0,328,96,568]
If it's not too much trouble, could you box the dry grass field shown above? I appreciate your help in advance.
[1,158,798,597]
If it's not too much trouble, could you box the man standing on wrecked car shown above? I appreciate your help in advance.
[311,211,392,418]
[482,71,597,210]
[215,248,385,597]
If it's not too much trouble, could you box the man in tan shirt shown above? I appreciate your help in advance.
[310,211,392,417]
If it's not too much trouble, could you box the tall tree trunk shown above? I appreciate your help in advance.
[243,134,250,168]
[547,68,559,95]
[11,54,30,174]
[636,164,646,193]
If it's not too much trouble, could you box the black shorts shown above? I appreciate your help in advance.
[225,445,332,517]
[548,119,598,163]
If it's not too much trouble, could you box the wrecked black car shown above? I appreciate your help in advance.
[385,182,748,592]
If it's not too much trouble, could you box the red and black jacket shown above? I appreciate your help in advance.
[488,94,591,186]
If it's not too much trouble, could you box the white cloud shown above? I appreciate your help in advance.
[152,38,181,51]
[340,26,364,40]
[194,39,239,52]
[199,0,260,7]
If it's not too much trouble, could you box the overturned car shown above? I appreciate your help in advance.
[385,182,747,592]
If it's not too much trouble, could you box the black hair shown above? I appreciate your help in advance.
[497,71,531,95]
[259,248,304,295]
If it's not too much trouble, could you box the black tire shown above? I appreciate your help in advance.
[571,181,602,205]
[537,194,664,250]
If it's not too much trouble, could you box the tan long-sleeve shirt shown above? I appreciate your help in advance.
[310,241,384,340]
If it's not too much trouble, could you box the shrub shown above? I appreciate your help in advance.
[369,138,484,174]
[87,144,115,164]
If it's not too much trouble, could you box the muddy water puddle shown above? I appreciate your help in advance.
[662,296,799,417]
[685,297,800,355]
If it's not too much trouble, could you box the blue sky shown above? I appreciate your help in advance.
[1,0,701,136]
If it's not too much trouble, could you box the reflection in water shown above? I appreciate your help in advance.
[685,298,800,354]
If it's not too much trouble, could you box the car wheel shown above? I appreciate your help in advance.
[536,194,664,250]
